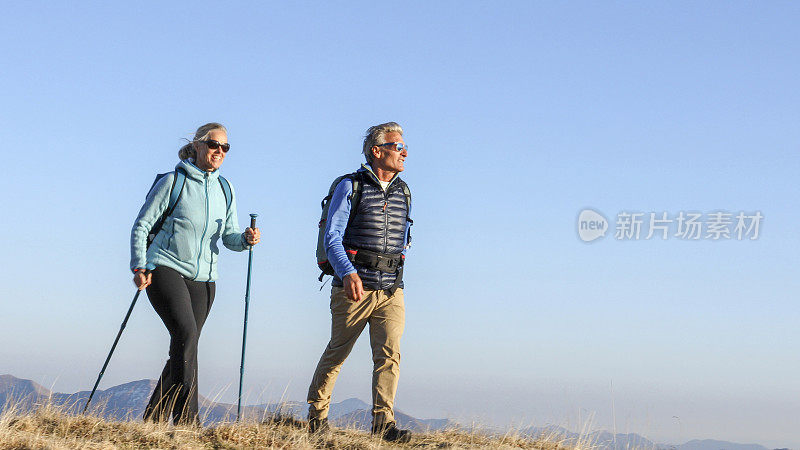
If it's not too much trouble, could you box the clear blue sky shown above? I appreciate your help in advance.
[2,2,798,447]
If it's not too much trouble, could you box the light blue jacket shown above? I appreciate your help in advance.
[130,160,248,282]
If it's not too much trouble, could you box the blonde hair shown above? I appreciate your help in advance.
[362,122,403,164]
[178,122,228,160]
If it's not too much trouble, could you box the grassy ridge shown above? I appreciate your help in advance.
[0,404,575,449]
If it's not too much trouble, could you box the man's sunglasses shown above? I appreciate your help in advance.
[203,139,230,152]
[377,142,408,152]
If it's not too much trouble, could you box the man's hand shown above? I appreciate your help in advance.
[245,227,261,245]
[343,272,364,302]
[133,271,152,291]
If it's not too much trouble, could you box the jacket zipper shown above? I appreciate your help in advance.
[381,190,390,288]
[365,168,394,254]
[364,167,397,289]
[382,197,389,253]
[194,173,210,280]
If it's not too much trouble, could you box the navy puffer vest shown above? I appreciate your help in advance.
[333,170,410,291]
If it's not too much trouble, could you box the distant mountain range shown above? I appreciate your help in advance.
[521,425,774,450]
[0,374,454,432]
[0,374,780,450]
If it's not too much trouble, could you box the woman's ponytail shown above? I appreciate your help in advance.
[178,142,196,160]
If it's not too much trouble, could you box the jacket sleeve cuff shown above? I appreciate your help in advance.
[339,268,357,279]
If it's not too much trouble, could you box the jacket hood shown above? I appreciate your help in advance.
[177,159,221,182]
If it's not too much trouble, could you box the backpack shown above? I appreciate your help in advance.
[316,171,411,280]
[145,167,232,248]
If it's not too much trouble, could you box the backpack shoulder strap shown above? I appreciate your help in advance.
[349,171,363,212]
[147,168,186,247]
[397,179,413,248]
[392,178,412,217]
[218,175,232,213]
[344,172,364,230]
[166,167,187,216]
[399,180,411,214]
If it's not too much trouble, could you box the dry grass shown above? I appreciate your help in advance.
[0,403,581,449]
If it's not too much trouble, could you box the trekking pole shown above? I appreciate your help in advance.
[237,214,257,421]
[82,272,149,414]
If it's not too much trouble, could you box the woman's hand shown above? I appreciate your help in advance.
[245,227,261,245]
[133,271,152,290]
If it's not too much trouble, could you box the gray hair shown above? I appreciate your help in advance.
[362,122,403,164]
[178,122,228,160]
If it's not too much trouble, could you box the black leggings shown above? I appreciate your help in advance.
[143,266,215,424]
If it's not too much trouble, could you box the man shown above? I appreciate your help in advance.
[307,122,412,443]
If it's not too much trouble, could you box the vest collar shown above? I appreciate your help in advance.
[360,163,399,188]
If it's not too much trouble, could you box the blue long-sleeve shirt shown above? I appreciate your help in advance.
[324,166,410,280]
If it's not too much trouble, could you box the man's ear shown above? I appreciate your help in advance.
[372,146,382,160]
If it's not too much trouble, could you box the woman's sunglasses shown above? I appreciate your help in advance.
[203,139,231,152]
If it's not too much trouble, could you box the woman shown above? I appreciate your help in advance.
[130,122,260,424]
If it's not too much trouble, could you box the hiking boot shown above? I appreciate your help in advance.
[372,422,411,443]
[308,417,330,434]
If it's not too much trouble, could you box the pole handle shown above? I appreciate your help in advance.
[249,213,258,229]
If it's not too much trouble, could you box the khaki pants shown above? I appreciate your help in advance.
[307,286,405,425]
